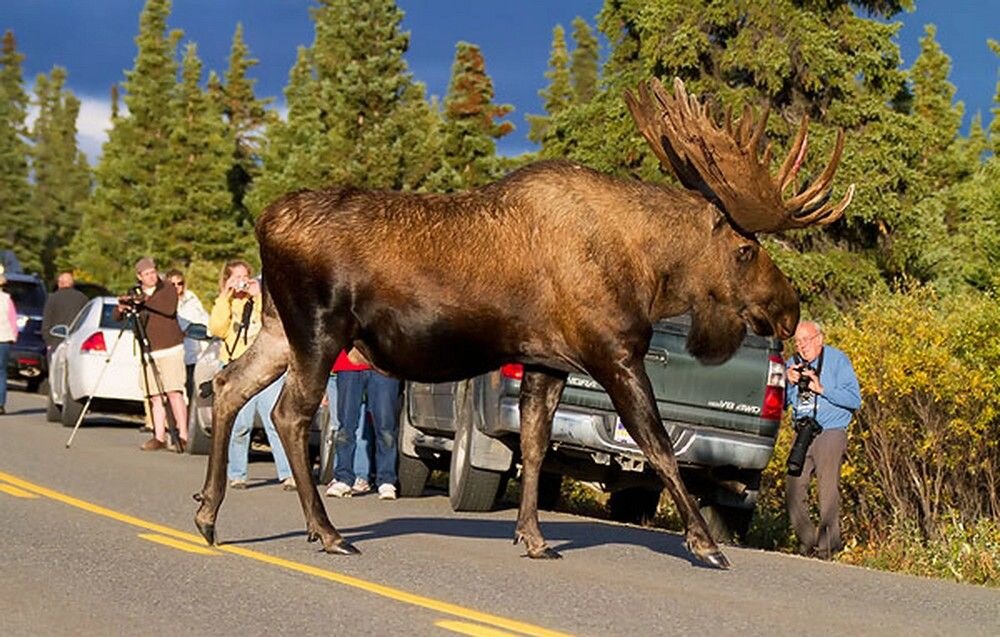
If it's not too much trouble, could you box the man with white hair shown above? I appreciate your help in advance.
[784,320,861,559]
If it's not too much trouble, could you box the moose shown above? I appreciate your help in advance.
[194,78,853,569]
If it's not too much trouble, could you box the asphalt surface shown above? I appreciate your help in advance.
[1,385,999,637]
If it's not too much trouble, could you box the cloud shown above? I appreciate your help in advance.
[75,94,114,165]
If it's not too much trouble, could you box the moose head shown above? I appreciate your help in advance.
[625,78,855,363]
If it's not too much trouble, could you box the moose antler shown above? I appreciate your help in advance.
[623,77,855,234]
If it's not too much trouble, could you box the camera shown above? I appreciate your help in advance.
[787,416,823,476]
[234,280,249,292]
[793,365,814,393]
[118,287,146,313]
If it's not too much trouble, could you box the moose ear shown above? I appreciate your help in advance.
[709,204,728,232]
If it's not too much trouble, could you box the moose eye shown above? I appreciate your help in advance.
[736,245,757,263]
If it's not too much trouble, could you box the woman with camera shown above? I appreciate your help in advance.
[208,260,294,490]
[784,320,861,560]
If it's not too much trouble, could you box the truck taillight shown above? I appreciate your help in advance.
[761,354,786,421]
[500,363,523,380]
[81,331,107,353]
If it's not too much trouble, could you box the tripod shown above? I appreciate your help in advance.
[65,303,183,452]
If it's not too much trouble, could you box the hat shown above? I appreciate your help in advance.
[134,256,156,275]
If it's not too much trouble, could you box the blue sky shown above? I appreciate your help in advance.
[1,1,997,161]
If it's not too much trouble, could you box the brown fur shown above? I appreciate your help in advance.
[194,159,799,568]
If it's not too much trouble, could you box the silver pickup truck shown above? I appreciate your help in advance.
[398,315,786,541]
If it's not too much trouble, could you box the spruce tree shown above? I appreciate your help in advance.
[251,0,441,211]
[570,17,599,104]
[989,39,1000,156]
[219,23,274,228]
[69,0,181,289]
[155,44,233,266]
[527,25,571,146]
[437,42,513,189]
[29,67,92,281]
[0,31,34,272]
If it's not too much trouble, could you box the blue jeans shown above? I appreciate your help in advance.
[334,370,401,487]
[0,341,9,408]
[325,375,373,482]
[228,374,292,481]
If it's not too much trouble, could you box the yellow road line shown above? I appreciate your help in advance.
[0,483,39,498]
[138,533,221,556]
[0,470,575,637]
[436,620,523,636]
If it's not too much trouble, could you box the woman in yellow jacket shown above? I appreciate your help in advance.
[209,260,294,489]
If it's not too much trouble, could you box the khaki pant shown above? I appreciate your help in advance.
[786,428,848,557]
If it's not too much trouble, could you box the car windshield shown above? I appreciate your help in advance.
[6,279,46,314]
[99,303,128,330]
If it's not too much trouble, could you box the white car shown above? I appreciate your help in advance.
[47,296,145,426]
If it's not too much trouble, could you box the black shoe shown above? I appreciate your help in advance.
[0,406,6,415]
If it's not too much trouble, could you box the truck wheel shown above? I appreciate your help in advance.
[185,399,211,455]
[397,407,431,497]
[537,472,563,510]
[46,383,61,422]
[26,377,43,393]
[449,411,503,512]
[60,383,84,428]
[699,503,753,545]
[608,487,661,525]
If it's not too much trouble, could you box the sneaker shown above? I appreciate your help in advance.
[229,479,248,489]
[0,406,6,415]
[351,478,371,494]
[377,483,397,500]
[140,438,166,451]
[281,477,297,491]
[325,481,353,498]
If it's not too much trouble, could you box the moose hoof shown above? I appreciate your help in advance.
[195,520,216,546]
[324,539,361,555]
[527,546,563,560]
[697,549,731,570]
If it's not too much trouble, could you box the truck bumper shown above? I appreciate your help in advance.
[482,397,776,471]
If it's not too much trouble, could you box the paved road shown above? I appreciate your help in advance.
[1,387,998,637]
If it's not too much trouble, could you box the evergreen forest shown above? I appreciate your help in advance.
[2,0,1000,583]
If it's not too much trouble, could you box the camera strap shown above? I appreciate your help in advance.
[224,297,254,360]
[794,348,824,421]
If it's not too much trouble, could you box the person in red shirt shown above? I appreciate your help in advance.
[324,348,401,499]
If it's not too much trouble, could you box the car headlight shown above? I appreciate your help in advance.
[16,315,28,331]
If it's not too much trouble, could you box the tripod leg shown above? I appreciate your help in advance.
[133,315,184,453]
[65,325,131,449]
[194,319,289,545]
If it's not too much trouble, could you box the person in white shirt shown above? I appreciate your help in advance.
[164,269,209,403]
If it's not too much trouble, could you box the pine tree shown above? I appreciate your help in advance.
[69,0,182,289]
[437,42,513,189]
[0,31,34,272]
[527,25,571,145]
[989,39,1000,156]
[29,67,92,281]
[219,23,274,228]
[155,43,233,266]
[252,0,441,211]
[570,17,599,104]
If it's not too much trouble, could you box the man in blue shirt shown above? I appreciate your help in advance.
[785,320,861,559]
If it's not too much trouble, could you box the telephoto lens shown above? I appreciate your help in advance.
[786,417,823,476]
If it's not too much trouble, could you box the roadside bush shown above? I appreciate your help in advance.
[831,285,1000,541]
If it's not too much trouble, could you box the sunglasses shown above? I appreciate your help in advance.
[171,281,185,288]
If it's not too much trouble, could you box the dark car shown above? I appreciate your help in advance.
[5,270,48,392]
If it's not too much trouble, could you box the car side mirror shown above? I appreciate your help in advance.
[49,325,69,340]
[185,323,210,341]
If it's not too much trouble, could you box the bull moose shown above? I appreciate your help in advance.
[194,78,853,569]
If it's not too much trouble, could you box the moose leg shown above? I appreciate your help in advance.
[194,320,289,545]
[271,351,359,555]
[588,354,730,569]
[514,367,567,558]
